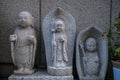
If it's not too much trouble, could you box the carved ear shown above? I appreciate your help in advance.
[31,16,34,28]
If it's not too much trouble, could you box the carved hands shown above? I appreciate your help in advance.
[51,29,55,33]
[59,38,65,42]
[79,40,84,48]
[10,35,17,42]
[52,41,56,47]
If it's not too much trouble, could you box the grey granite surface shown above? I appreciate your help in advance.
[9,70,73,80]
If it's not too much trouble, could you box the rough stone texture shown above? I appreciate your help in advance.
[42,8,76,76]
[112,0,120,26]
[76,26,108,80]
[41,0,110,33]
[48,66,72,76]
[0,0,40,64]
[8,70,73,80]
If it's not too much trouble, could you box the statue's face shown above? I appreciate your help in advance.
[55,20,64,32]
[18,11,33,28]
[85,38,96,52]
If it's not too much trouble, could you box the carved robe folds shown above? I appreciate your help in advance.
[42,8,76,76]
[10,11,37,75]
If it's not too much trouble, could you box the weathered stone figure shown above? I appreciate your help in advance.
[51,19,68,67]
[42,8,76,77]
[10,11,37,74]
[76,26,108,80]
[81,37,99,77]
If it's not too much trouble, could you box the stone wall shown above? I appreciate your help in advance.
[112,0,120,25]
[41,0,110,32]
[0,0,119,79]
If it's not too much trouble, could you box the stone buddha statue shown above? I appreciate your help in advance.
[51,19,68,68]
[10,11,37,74]
[81,37,100,77]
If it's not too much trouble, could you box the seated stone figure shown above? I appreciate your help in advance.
[10,11,37,75]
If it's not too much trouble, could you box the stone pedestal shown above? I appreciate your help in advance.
[48,66,72,76]
[8,70,73,80]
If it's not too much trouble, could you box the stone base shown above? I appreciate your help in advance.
[48,66,72,76]
[14,69,35,75]
[8,70,73,80]
[79,77,104,80]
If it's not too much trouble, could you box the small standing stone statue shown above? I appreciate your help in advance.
[76,26,108,80]
[42,8,76,76]
[51,19,68,67]
[80,37,99,77]
[10,11,37,74]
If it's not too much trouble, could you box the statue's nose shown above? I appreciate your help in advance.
[21,19,25,22]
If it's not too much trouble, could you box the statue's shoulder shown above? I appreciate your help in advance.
[28,27,36,36]
[29,27,35,31]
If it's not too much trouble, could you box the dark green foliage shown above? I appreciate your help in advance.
[108,12,120,61]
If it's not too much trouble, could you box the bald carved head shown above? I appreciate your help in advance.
[85,37,97,52]
[18,11,34,28]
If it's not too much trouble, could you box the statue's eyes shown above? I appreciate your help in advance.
[19,16,28,20]
[23,17,28,20]
[89,45,91,47]
[59,24,62,26]
[24,17,27,19]
[19,17,22,20]
[57,24,62,26]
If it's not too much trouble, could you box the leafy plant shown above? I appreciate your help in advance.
[108,12,120,61]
